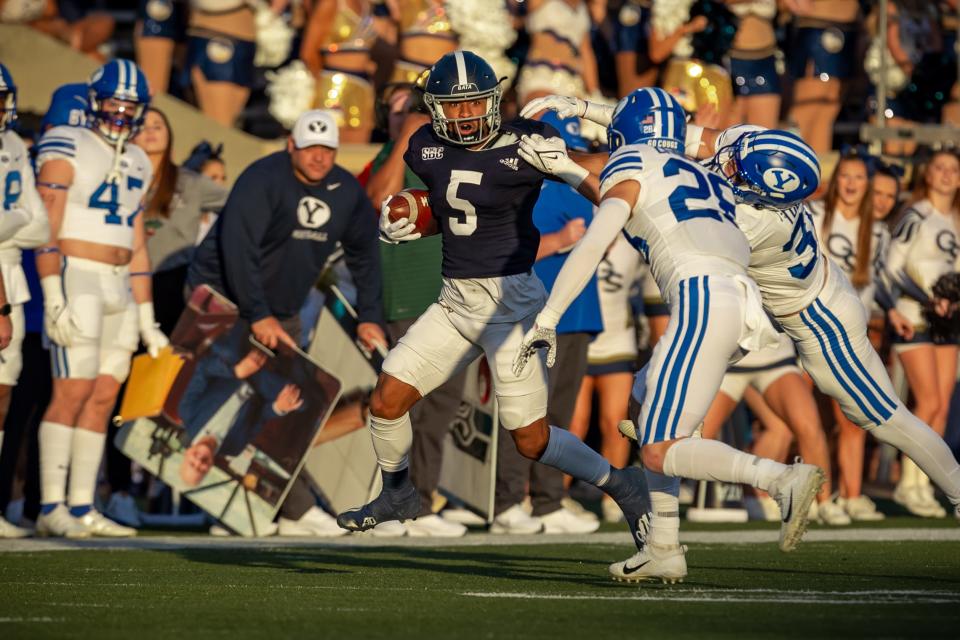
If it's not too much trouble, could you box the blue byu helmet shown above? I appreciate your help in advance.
[721,130,820,209]
[0,64,17,131]
[422,50,502,146]
[607,87,687,153]
[539,110,589,153]
[86,59,151,142]
[42,83,89,132]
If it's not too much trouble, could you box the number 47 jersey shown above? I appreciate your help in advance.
[599,144,750,301]
[35,125,152,250]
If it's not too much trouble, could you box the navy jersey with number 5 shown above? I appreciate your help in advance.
[404,119,560,279]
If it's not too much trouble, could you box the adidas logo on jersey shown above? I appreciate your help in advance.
[500,157,519,171]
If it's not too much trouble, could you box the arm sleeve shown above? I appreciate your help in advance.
[219,168,274,322]
[341,189,385,324]
[539,197,632,327]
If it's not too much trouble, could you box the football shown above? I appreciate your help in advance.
[385,188,438,236]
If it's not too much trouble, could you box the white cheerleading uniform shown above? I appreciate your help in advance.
[593,144,778,446]
[0,129,50,384]
[35,126,152,381]
[587,234,641,373]
[885,199,960,341]
[810,201,884,312]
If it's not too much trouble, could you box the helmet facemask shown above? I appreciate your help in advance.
[424,84,502,147]
[0,90,16,132]
[89,94,146,144]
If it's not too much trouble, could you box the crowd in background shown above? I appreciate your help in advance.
[2,0,960,538]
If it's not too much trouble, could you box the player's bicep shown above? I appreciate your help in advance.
[36,159,74,241]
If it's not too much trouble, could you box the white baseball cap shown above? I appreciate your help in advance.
[291,110,339,149]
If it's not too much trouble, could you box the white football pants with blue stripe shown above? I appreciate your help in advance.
[636,273,770,446]
[779,263,960,505]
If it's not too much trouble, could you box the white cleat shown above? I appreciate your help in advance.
[768,462,825,552]
[562,497,599,523]
[278,506,348,537]
[490,504,544,535]
[36,504,91,539]
[811,496,851,526]
[77,509,137,538]
[839,495,885,522]
[405,514,467,538]
[369,520,406,537]
[0,515,31,539]
[894,485,947,519]
[601,496,624,523]
[539,506,601,534]
[609,544,687,584]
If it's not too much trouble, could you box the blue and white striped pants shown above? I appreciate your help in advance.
[633,274,748,445]
[779,263,899,428]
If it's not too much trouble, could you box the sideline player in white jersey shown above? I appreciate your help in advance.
[0,63,51,538]
[34,60,168,538]
[515,88,825,583]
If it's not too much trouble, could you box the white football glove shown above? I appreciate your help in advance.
[518,134,589,188]
[138,302,169,358]
[512,320,558,377]
[519,94,615,126]
[40,275,81,347]
[378,196,422,244]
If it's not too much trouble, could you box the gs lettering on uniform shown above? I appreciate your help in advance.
[936,229,959,260]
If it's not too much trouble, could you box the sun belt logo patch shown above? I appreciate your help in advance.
[422,146,444,160]
[762,167,800,193]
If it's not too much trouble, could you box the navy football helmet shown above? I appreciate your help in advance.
[0,64,17,132]
[720,130,820,209]
[422,51,502,146]
[608,87,686,153]
[86,60,151,143]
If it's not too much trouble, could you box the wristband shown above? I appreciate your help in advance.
[582,101,615,127]
[35,247,61,255]
[558,161,590,190]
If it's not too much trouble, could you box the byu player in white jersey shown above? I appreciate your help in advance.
[515,88,825,583]
[0,63,51,539]
[34,60,169,538]
[681,126,960,523]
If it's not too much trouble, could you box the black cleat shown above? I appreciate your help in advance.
[336,480,420,532]
[603,466,653,553]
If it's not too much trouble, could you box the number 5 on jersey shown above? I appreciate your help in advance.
[446,169,481,236]
[89,175,144,226]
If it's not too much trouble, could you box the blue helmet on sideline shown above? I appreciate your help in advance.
[42,83,89,132]
[724,130,820,209]
[608,87,686,153]
[0,63,17,131]
[86,59,151,142]
[538,110,589,153]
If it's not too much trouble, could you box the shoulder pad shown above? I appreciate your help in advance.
[35,125,81,167]
[599,144,650,194]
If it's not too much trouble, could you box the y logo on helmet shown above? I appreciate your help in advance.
[762,167,800,193]
[297,196,330,229]
[308,120,327,134]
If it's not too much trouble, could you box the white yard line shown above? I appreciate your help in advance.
[0,528,958,553]
[460,589,960,605]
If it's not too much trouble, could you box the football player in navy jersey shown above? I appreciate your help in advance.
[337,51,655,558]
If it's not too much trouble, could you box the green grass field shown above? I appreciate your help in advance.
[3,519,960,639]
